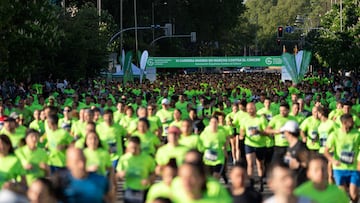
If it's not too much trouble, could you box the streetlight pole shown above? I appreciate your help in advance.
[152,1,155,41]
[340,0,343,32]
[120,0,123,56]
[134,0,139,59]
[97,0,101,17]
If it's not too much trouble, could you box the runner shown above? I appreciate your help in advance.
[265,102,296,161]
[324,113,360,203]
[239,102,268,191]
[46,114,73,174]
[96,109,127,169]
[155,126,188,173]
[317,106,338,183]
[15,129,49,185]
[281,120,310,186]
[264,162,312,203]
[294,155,349,203]
[0,134,26,188]
[198,116,228,179]
[116,136,156,203]
[300,106,321,153]
[146,159,177,203]
[179,119,200,149]
[230,162,262,203]
[156,99,174,142]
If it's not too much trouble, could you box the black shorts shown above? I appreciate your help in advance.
[208,164,224,174]
[244,145,266,160]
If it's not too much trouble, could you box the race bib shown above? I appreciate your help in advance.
[124,189,144,203]
[204,149,218,161]
[310,131,318,140]
[248,126,259,136]
[164,126,169,135]
[108,142,117,154]
[340,151,355,164]
[319,133,327,147]
[266,114,272,121]
[280,133,286,139]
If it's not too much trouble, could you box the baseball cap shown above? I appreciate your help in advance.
[167,126,181,135]
[161,98,170,105]
[280,120,299,134]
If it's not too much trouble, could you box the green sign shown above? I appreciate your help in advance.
[146,56,283,68]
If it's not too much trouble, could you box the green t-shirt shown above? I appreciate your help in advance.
[198,129,227,166]
[70,120,87,139]
[241,115,268,148]
[326,128,360,170]
[300,117,321,150]
[318,119,338,154]
[0,125,27,148]
[268,115,297,147]
[155,144,188,166]
[289,113,306,124]
[15,146,48,185]
[179,134,200,149]
[47,128,73,167]
[257,108,274,121]
[96,122,127,161]
[156,109,174,136]
[29,120,45,135]
[328,109,342,121]
[83,148,112,176]
[175,101,189,120]
[119,116,137,130]
[233,111,248,130]
[116,153,156,190]
[131,131,161,156]
[335,114,360,128]
[171,177,232,203]
[147,115,162,133]
[255,102,264,111]
[294,181,349,203]
[146,181,172,203]
[0,155,25,188]
[169,120,183,129]
[114,111,125,124]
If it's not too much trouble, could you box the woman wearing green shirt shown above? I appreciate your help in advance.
[83,130,112,177]
[0,134,26,188]
[146,159,177,203]
[15,129,49,185]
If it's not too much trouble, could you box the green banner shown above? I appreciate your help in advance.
[146,56,283,68]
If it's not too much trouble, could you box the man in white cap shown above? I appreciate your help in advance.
[155,98,174,142]
[281,120,310,186]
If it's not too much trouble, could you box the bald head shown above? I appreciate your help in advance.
[246,102,256,116]
[66,147,87,178]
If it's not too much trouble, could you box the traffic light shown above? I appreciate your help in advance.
[277,26,284,38]
[276,39,281,46]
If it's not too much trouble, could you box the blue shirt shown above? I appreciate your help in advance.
[62,171,109,203]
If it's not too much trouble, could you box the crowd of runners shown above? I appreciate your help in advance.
[0,72,359,203]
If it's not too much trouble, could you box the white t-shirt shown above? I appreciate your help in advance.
[264,196,312,203]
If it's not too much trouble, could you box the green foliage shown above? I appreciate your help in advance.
[0,0,63,81]
[56,4,117,80]
[0,0,117,81]
[307,0,360,71]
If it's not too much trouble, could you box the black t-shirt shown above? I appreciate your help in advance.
[287,141,309,186]
[232,187,262,203]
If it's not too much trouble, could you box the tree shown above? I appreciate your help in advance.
[55,3,117,80]
[307,0,360,72]
[0,0,63,81]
